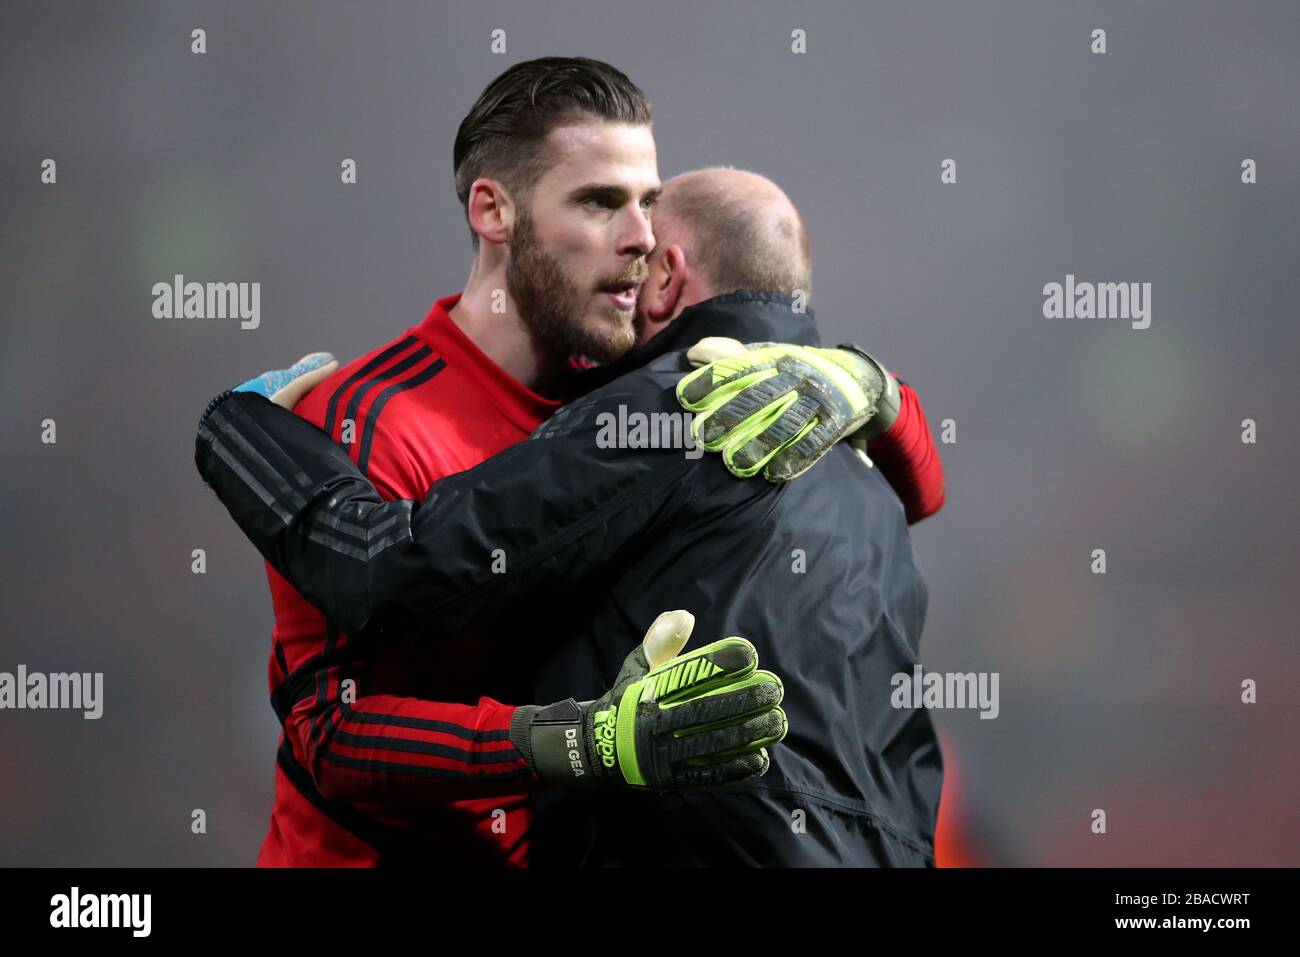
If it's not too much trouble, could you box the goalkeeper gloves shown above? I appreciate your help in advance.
[677,338,900,482]
[232,352,338,408]
[510,610,787,789]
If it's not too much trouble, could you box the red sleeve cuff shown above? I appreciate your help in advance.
[866,379,946,524]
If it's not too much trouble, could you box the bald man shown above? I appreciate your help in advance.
[197,166,943,866]
[635,168,811,341]
[527,168,941,865]
[630,168,942,519]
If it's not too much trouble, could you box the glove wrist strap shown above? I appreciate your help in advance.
[837,343,900,440]
[512,700,601,788]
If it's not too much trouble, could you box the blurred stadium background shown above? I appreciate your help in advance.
[1,1,1296,865]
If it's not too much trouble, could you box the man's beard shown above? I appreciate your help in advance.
[506,207,639,364]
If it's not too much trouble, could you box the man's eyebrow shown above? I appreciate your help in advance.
[568,183,663,204]
[569,183,627,202]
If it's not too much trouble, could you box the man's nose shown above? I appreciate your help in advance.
[618,205,655,258]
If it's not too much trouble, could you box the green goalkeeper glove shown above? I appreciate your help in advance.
[509,610,787,789]
[677,338,900,482]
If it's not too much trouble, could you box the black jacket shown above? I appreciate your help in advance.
[196,291,942,866]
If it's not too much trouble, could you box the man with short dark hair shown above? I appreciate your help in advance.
[453,57,654,245]
[241,56,666,867]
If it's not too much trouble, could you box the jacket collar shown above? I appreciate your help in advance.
[597,290,822,385]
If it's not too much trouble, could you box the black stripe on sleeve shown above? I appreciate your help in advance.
[323,336,419,437]
[330,729,522,765]
[339,347,433,456]
[322,751,533,782]
[356,357,447,475]
[338,702,513,741]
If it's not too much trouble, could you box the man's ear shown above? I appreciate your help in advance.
[645,243,688,322]
[466,178,513,246]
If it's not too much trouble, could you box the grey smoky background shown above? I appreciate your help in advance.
[1,1,1296,866]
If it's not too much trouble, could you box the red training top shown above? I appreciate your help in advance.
[257,294,560,867]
